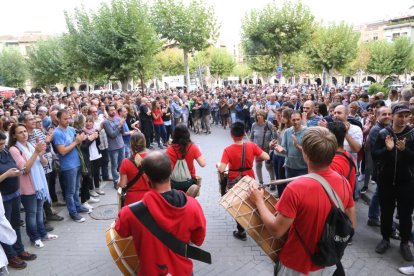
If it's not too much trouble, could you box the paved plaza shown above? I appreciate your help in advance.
[9,125,410,276]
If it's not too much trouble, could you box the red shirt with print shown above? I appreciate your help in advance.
[275,169,354,274]
[115,190,206,276]
[119,152,150,205]
[166,144,202,178]
[220,142,263,180]
[330,150,356,192]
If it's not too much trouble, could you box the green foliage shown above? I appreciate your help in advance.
[246,55,276,79]
[26,37,70,90]
[232,64,252,79]
[305,22,359,75]
[283,51,314,77]
[65,0,161,90]
[0,47,27,88]
[367,40,395,79]
[368,83,388,95]
[155,48,185,76]
[209,48,235,78]
[392,37,414,74]
[241,0,314,66]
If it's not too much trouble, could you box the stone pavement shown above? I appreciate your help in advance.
[10,125,409,276]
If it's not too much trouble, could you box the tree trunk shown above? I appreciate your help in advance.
[140,73,145,96]
[183,49,191,89]
[276,54,283,81]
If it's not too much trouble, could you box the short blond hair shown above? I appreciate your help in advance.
[302,127,337,166]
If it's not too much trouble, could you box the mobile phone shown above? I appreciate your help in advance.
[272,119,279,128]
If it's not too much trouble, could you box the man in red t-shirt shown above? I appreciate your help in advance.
[249,127,356,275]
[328,122,357,193]
[115,151,206,275]
[218,122,269,241]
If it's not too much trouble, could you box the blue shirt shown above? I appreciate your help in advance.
[42,116,52,130]
[281,126,308,170]
[265,101,280,121]
[122,122,131,144]
[53,126,80,171]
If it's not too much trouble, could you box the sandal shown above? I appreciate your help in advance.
[42,234,59,241]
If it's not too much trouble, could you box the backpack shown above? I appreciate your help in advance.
[170,144,194,190]
[335,151,355,181]
[295,173,354,276]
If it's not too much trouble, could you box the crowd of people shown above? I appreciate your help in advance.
[0,83,414,275]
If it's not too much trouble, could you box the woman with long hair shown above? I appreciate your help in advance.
[8,124,58,248]
[151,100,167,149]
[161,97,173,143]
[270,108,293,196]
[118,132,150,205]
[166,124,205,193]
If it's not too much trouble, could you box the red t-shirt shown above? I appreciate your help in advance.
[275,169,354,274]
[119,153,151,205]
[330,150,356,192]
[152,109,164,125]
[220,142,263,180]
[115,190,206,276]
[166,144,202,178]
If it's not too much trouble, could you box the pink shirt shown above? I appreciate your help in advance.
[9,146,35,196]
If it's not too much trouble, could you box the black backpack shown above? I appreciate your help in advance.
[295,173,354,276]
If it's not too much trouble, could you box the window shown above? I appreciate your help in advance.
[392,33,401,40]
[402,32,408,36]
[373,36,378,40]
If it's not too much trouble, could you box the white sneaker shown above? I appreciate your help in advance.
[82,202,93,210]
[88,197,100,203]
[357,174,365,182]
[95,188,105,195]
[33,239,44,248]
[399,266,414,275]
[89,190,100,197]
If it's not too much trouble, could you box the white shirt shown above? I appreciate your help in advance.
[344,124,363,162]
[0,194,17,270]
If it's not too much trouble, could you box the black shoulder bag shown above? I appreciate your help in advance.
[227,143,248,189]
[120,157,144,208]
[129,201,211,264]
[335,151,356,181]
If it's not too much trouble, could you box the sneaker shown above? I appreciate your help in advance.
[8,256,27,269]
[375,239,390,254]
[95,188,105,195]
[270,184,276,191]
[347,237,353,245]
[399,265,414,275]
[71,214,86,223]
[44,222,54,232]
[392,230,401,240]
[357,174,365,182]
[41,234,59,241]
[401,243,414,261]
[46,214,64,221]
[89,190,100,197]
[360,186,368,194]
[367,219,381,227]
[88,197,100,203]
[80,204,93,212]
[18,251,37,261]
[33,240,44,249]
[233,230,247,241]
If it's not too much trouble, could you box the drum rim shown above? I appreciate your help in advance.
[107,225,137,275]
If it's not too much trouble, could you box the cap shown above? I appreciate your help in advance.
[392,104,410,115]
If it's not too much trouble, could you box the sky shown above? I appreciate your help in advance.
[1,0,413,45]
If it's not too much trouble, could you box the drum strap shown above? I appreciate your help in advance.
[129,201,212,264]
[123,157,144,194]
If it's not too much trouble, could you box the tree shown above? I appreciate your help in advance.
[209,48,235,79]
[367,40,394,82]
[246,55,277,81]
[155,48,185,76]
[232,63,252,80]
[65,0,161,91]
[0,47,27,88]
[27,37,70,92]
[392,37,414,75]
[152,0,218,88]
[241,0,314,76]
[305,22,360,86]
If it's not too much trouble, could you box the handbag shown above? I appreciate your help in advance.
[129,201,211,264]
[120,157,144,208]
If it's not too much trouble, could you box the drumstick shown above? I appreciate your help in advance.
[260,176,301,187]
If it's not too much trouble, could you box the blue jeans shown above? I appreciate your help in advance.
[368,186,380,221]
[285,167,308,178]
[124,143,131,158]
[273,154,286,196]
[20,195,47,242]
[61,166,82,216]
[153,124,167,145]
[1,196,25,258]
[109,148,124,181]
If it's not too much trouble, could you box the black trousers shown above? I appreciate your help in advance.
[100,149,110,180]
[90,158,101,189]
[141,120,153,148]
[80,175,93,203]
[378,183,414,243]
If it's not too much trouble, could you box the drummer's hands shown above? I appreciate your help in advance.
[248,183,265,206]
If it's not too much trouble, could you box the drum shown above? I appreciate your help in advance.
[219,176,285,261]
[105,222,139,275]
[117,188,122,210]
